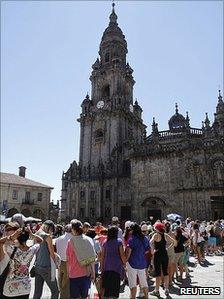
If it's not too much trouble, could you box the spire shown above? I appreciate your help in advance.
[152,117,159,136]
[204,112,210,129]
[186,111,190,126]
[218,89,223,102]
[175,103,179,114]
[109,1,118,26]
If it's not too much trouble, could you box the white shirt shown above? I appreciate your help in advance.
[55,232,72,261]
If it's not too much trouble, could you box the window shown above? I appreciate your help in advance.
[105,189,111,200]
[12,190,18,200]
[80,190,85,199]
[102,85,110,97]
[105,207,111,218]
[90,208,95,217]
[37,193,42,201]
[80,208,85,218]
[123,160,131,175]
[95,129,104,142]
[105,52,110,63]
[25,192,30,200]
[90,190,95,200]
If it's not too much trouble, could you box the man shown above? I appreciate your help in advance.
[55,224,72,299]
[111,216,123,241]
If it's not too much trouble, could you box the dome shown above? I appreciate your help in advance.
[168,104,188,132]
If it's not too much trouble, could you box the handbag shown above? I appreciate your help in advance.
[30,265,36,277]
[0,246,17,296]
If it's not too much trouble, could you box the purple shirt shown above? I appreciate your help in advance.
[127,235,150,269]
[103,238,123,277]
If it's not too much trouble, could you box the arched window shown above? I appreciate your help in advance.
[105,52,110,63]
[95,129,104,142]
[102,85,110,98]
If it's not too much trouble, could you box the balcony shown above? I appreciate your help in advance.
[22,198,34,205]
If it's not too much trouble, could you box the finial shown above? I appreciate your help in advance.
[218,89,223,101]
[112,1,115,11]
[175,103,179,114]
[109,0,117,25]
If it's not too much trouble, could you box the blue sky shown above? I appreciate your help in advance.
[1,0,223,203]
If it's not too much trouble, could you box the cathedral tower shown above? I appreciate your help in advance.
[62,4,146,222]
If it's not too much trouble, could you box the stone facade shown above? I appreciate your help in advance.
[61,5,224,223]
[0,167,53,220]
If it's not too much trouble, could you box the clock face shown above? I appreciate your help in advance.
[97,100,105,109]
[129,104,134,113]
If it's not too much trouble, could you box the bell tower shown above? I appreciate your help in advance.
[78,3,146,172]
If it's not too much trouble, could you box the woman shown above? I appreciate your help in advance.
[150,222,176,298]
[0,225,42,299]
[33,220,59,299]
[165,222,177,286]
[126,223,150,299]
[66,219,96,299]
[192,223,204,263]
[174,227,189,280]
[101,226,126,298]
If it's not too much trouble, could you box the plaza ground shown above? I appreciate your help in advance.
[29,255,223,299]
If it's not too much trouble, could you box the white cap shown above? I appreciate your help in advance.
[112,216,119,222]
[125,221,133,229]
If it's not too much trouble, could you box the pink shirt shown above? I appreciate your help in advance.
[66,239,88,278]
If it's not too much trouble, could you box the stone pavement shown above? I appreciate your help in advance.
[29,255,223,299]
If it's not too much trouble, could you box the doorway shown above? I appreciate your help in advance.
[148,209,161,224]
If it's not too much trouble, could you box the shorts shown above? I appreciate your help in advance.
[153,252,168,277]
[167,249,176,263]
[102,271,120,297]
[127,262,148,289]
[208,237,216,246]
[175,252,184,265]
[69,276,90,298]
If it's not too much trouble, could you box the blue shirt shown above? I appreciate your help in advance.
[128,235,150,269]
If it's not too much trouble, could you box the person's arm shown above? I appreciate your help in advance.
[165,233,177,250]
[27,227,43,243]
[46,235,56,263]
[100,247,105,273]
[119,244,126,264]
[0,228,22,261]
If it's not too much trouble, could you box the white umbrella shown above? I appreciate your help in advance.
[25,216,42,223]
[167,213,182,221]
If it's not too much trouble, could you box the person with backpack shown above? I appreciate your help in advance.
[66,219,96,299]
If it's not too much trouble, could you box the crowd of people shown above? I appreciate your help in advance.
[0,213,224,299]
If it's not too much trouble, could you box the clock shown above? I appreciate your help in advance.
[97,100,105,109]
[129,104,134,113]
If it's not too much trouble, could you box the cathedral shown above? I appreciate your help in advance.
[61,4,224,223]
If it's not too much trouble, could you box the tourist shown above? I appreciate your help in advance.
[192,223,205,263]
[111,216,123,240]
[126,223,150,299]
[55,224,72,299]
[66,219,96,299]
[33,220,59,299]
[174,227,189,280]
[150,222,176,298]
[164,222,177,286]
[83,222,91,234]
[101,226,126,298]
[0,226,42,298]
